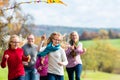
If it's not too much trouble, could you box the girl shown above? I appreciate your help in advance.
[36,34,48,80]
[37,32,68,80]
[65,31,86,80]
[1,35,30,80]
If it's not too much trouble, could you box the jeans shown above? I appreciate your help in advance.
[48,73,64,80]
[12,76,25,80]
[40,76,48,80]
[66,64,82,80]
[25,68,39,80]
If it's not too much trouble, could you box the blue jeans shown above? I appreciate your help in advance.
[25,68,39,80]
[66,64,82,80]
[48,73,64,80]
[12,76,25,80]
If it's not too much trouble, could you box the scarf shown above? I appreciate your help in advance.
[37,42,60,57]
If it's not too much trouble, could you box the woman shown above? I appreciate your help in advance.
[37,32,68,80]
[65,31,86,80]
[1,34,30,80]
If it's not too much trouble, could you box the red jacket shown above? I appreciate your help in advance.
[1,48,29,80]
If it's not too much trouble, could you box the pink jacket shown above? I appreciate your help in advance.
[35,56,48,76]
[65,42,84,68]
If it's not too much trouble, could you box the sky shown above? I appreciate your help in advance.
[15,0,120,28]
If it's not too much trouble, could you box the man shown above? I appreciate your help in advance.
[22,34,39,80]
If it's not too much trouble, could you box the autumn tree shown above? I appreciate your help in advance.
[82,39,118,73]
[0,0,34,52]
[108,29,120,39]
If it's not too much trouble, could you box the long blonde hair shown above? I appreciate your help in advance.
[8,34,20,48]
[69,31,79,45]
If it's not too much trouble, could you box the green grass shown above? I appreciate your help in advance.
[107,39,120,48]
[65,70,120,80]
[0,67,8,80]
[0,68,120,80]
[81,71,120,80]
[81,39,120,48]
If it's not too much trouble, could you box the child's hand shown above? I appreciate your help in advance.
[70,45,75,50]
[58,62,63,66]
[22,61,28,66]
[83,48,87,53]
[41,34,46,41]
[38,66,42,71]
[5,54,9,59]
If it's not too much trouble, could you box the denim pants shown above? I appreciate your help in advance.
[12,76,25,80]
[48,73,64,80]
[66,64,82,80]
[25,68,39,80]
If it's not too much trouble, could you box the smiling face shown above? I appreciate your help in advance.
[27,34,35,45]
[9,35,20,49]
[52,34,61,46]
[48,32,62,46]
[70,31,79,43]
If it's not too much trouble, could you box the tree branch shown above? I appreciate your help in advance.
[2,0,46,11]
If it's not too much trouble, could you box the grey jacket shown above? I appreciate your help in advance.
[22,43,38,69]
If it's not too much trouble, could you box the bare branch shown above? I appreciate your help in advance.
[2,0,46,11]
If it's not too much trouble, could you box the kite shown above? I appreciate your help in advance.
[47,0,66,5]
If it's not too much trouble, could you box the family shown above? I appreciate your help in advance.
[0,31,86,80]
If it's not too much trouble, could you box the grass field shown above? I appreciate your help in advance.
[0,68,120,80]
[107,39,120,48]
[81,39,120,48]
[80,71,120,80]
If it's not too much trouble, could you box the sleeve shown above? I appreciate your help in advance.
[1,51,8,68]
[22,49,30,62]
[22,54,30,62]
[61,49,68,66]
[37,47,47,57]
[74,42,84,54]
[37,41,45,51]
